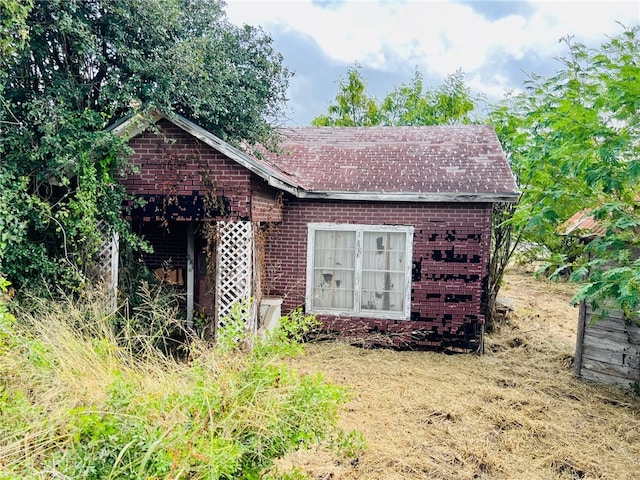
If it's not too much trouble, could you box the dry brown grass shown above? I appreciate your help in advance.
[279,268,640,480]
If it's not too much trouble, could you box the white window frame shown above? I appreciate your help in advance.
[306,223,414,320]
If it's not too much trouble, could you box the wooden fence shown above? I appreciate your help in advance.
[574,301,640,387]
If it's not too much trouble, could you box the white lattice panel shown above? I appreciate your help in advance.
[96,221,119,311]
[215,221,256,335]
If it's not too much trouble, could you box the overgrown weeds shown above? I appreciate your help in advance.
[0,282,355,479]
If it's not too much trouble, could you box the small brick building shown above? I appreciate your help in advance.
[112,112,519,350]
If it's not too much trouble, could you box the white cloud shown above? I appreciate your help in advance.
[532,1,638,38]
[227,0,638,71]
[226,0,639,122]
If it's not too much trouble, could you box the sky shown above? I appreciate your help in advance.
[225,0,640,126]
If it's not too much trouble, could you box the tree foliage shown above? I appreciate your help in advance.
[380,69,477,126]
[312,65,479,127]
[4,0,288,140]
[0,0,290,290]
[312,65,380,126]
[491,25,640,315]
[0,0,31,56]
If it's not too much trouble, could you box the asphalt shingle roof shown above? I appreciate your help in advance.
[263,125,519,199]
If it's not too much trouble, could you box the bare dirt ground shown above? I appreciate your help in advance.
[279,268,640,480]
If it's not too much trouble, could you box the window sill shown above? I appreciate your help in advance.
[310,308,409,321]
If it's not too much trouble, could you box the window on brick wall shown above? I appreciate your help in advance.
[306,223,414,319]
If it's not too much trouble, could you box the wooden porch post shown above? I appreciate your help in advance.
[186,222,195,328]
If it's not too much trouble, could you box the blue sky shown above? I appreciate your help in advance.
[226,0,640,126]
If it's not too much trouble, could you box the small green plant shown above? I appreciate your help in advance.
[192,307,211,337]
[274,307,321,344]
[330,429,368,462]
[58,406,173,480]
[0,276,15,355]
[257,308,321,358]
[216,299,254,353]
[263,467,309,480]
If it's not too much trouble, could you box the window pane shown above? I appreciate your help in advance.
[361,272,404,312]
[314,230,355,268]
[361,231,406,313]
[312,270,354,309]
[362,232,406,269]
[313,230,356,310]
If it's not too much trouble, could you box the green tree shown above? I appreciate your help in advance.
[380,69,477,126]
[0,0,31,56]
[312,65,380,126]
[313,66,478,127]
[0,0,290,290]
[491,25,640,315]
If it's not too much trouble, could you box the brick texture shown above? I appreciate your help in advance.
[251,179,284,223]
[263,198,492,350]
[119,119,253,222]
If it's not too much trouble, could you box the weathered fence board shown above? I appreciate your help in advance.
[581,355,640,378]
[581,342,625,365]
[579,367,636,386]
[575,301,640,388]
[583,333,632,354]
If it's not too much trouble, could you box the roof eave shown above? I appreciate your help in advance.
[267,175,300,197]
[294,191,521,203]
[107,111,163,138]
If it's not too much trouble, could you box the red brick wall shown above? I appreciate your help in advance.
[263,198,492,350]
[118,120,257,319]
[119,119,252,222]
[251,177,283,223]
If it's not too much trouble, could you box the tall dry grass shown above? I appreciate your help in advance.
[276,270,640,480]
[1,286,191,474]
[0,287,350,479]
